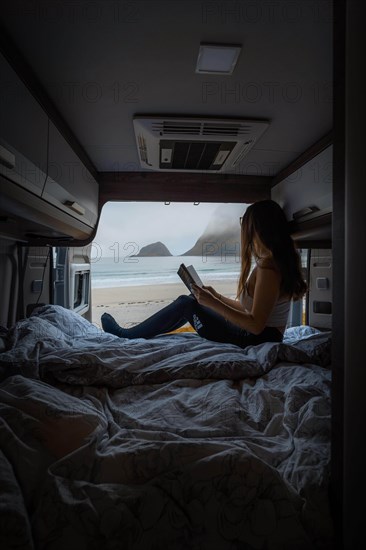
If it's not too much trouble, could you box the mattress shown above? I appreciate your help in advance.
[0,305,333,549]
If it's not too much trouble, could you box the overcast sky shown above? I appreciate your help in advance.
[92,202,247,258]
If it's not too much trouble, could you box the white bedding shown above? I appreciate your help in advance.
[0,305,333,549]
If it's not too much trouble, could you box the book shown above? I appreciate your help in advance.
[177,263,203,292]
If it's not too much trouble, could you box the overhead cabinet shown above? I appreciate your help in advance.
[42,122,98,229]
[0,53,99,240]
[272,146,332,223]
[0,52,48,197]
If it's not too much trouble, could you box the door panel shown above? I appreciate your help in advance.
[21,246,51,319]
[53,246,92,320]
[308,249,332,330]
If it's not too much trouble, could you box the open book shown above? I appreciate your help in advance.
[177,263,203,292]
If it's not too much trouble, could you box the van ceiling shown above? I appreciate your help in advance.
[0,0,332,176]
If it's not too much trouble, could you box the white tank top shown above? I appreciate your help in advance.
[240,290,291,328]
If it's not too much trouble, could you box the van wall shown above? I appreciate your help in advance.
[0,238,19,327]
[0,237,51,327]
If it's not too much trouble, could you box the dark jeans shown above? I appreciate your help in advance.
[102,294,283,349]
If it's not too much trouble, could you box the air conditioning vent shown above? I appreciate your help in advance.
[137,134,149,164]
[133,116,269,172]
[152,122,201,135]
[201,122,252,136]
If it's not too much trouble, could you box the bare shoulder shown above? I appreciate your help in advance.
[257,257,279,272]
[256,259,281,285]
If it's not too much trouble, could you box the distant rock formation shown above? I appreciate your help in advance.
[135,241,173,257]
[181,228,241,257]
[181,204,244,259]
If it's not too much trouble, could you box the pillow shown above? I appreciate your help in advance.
[30,304,102,339]
[283,325,321,343]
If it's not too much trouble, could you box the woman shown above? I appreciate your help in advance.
[101,200,307,348]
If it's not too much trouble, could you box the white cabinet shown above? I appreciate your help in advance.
[0,55,98,238]
[42,122,98,228]
[272,146,332,221]
[0,53,48,196]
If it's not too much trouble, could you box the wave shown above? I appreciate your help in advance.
[91,256,240,289]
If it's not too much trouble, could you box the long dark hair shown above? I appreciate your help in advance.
[237,200,307,301]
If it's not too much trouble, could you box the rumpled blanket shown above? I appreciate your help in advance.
[0,305,333,549]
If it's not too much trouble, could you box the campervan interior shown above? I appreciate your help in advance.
[0,1,364,548]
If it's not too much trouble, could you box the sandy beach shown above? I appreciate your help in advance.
[91,280,238,329]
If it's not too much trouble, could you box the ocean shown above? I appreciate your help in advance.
[91,255,241,289]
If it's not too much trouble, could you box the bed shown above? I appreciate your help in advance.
[0,304,333,549]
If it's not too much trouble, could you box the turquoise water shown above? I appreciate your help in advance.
[91,255,241,289]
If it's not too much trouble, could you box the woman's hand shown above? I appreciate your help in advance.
[202,285,220,299]
[191,284,219,308]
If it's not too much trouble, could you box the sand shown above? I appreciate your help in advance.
[91,280,238,329]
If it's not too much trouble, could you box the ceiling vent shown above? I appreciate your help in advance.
[133,116,269,172]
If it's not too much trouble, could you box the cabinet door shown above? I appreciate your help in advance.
[0,53,48,196]
[272,146,333,221]
[42,122,98,228]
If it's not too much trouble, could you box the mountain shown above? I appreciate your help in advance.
[181,204,244,257]
[135,241,173,257]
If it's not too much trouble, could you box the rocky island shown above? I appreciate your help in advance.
[134,241,172,257]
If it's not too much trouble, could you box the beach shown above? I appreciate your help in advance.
[91,280,238,328]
